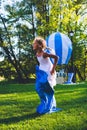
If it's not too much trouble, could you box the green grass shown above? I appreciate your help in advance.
[0,82,87,130]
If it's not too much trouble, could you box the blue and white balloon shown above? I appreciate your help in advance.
[46,32,72,65]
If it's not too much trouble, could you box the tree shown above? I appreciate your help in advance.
[35,0,87,80]
[0,0,87,82]
[33,0,50,37]
[0,0,37,82]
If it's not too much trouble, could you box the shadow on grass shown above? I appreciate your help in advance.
[0,83,35,94]
[0,112,42,124]
[1,94,87,125]
[0,82,86,94]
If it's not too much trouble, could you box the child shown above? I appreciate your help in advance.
[33,36,60,114]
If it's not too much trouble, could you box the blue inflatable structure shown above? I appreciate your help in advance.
[46,32,72,65]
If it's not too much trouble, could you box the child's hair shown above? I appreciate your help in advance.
[33,36,47,49]
[33,36,55,54]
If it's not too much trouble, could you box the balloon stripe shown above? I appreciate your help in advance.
[65,47,72,64]
[55,32,62,65]
[61,33,69,64]
[65,37,72,64]
[46,32,72,65]
[48,33,56,51]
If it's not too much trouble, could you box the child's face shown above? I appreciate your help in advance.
[33,41,39,51]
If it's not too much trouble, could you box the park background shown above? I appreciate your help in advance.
[0,0,87,130]
[0,0,87,83]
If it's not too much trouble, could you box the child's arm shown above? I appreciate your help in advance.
[43,52,59,75]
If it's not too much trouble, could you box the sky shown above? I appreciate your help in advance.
[0,0,20,15]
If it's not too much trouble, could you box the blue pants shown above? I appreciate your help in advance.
[35,66,56,114]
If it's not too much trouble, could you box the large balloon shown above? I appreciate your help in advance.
[46,32,72,65]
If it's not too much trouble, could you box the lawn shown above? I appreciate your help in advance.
[0,82,87,130]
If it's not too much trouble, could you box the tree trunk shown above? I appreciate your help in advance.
[3,47,25,83]
[76,67,84,81]
[0,16,29,83]
[0,34,28,83]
